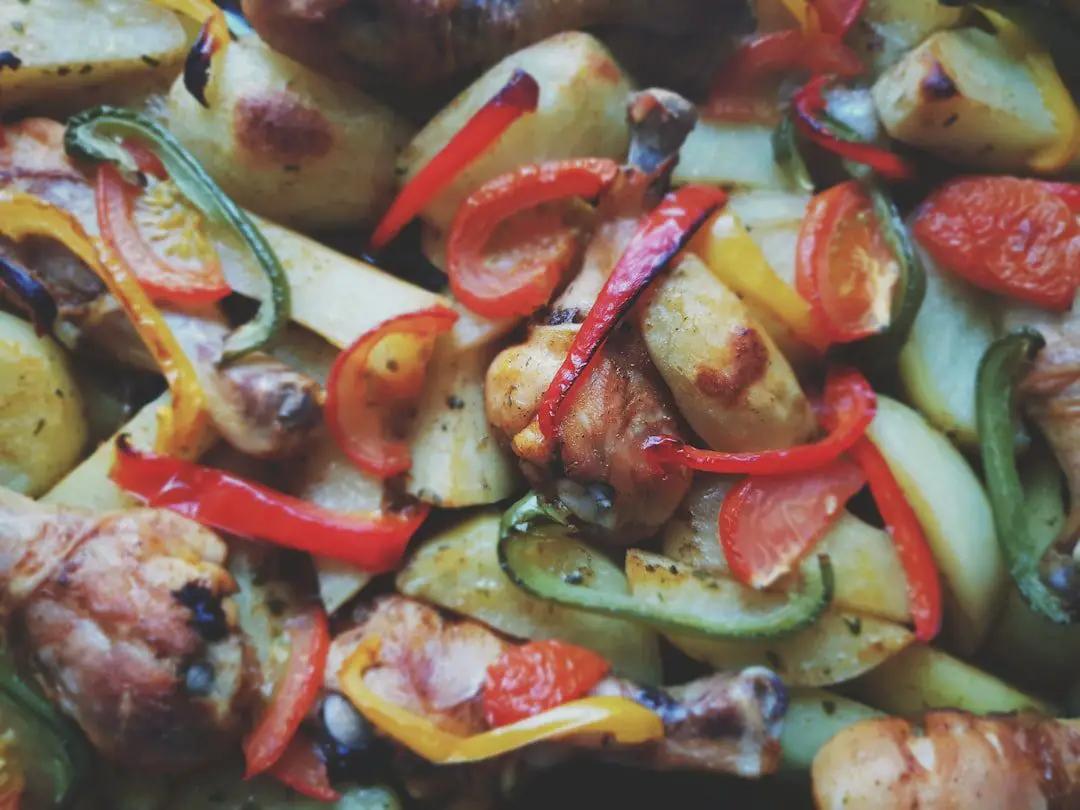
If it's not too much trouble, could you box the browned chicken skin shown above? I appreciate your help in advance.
[0,119,322,459]
[325,596,787,776]
[812,712,1080,810]
[0,488,251,772]
[485,90,696,543]
[242,0,736,95]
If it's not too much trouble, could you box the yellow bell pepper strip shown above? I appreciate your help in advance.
[691,209,825,351]
[64,107,291,362]
[977,6,1080,173]
[151,0,231,108]
[0,192,210,459]
[338,638,664,764]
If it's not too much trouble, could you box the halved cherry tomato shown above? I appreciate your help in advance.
[914,176,1080,311]
[1042,181,1080,213]
[244,606,331,778]
[448,158,619,319]
[96,163,230,305]
[482,640,610,728]
[796,180,899,344]
[705,30,863,123]
[325,307,459,478]
[268,732,341,802]
[719,458,865,590]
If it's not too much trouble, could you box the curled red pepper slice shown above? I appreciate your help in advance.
[325,306,459,478]
[706,30,863,123]
[537,184,727,441]
[110,436,429,573]
[268,732,340,802]
[815,0,868,35]
[448,158,619,318]
[370,69,540,251]
[646,366,876,476]
[244,606,331,778]
[792,75,915,182]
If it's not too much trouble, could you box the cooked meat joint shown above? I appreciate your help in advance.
[0,488,251,772]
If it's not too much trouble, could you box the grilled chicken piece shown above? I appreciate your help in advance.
[242,0,735,94]
[0,487,251,772]
[484,90,696,544]
[812,712,1080,810]
[0,118,321,459]
[325,596,787,776]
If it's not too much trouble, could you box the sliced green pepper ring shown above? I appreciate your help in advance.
[497,492,834,640]
[63,106,291,362]
[977,328,1078,624]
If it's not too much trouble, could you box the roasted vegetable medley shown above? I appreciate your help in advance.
[4,0,1080,808]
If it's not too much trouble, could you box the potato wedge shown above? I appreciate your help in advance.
[848,0,964,76]
[626,551,914,687]
[780,689,884,772]
[673,120,792,191]
[406,337,521,508]
[661,475,911,623]
[845,645,1053,716]
[397,512,662,684]
[218,215,448,350]
[898,240,999,447]
[872,28,1062,171]
[0,0,187,114]
[0,312,87,496]
[867,396,1004,654]
[641,253,816,452]
[399,32,633,232]
[167,37,413,230]
[41,392,216,511]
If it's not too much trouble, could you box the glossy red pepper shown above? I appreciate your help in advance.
[706,30,863,123]
[646,367,876,476]
[719,458,865,589]
[370,69,540,251]
[792,76,915,182]
[447,158,619,318]
[325,306,459,478]
[244,607,331,778]
[537,185,727,441]
[109,436,429,572]
[814,0,867,35]
[268,732,341,802]
[97,163,231,305]
[482,640,610,728]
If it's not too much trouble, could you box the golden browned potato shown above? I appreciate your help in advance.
[399,32,633,232]
[0,0,188,115]
[167,37,414,230]
[640,253,816,452]
[0,312,88,496]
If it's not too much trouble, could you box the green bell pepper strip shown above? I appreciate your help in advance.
[772,112,814,193]
[977,328,1077,624]
[497,492,834,640]
[0,647,89,809]
[63,106,291,362]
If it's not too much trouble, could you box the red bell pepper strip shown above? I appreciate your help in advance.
[814,0,868,35]
[719,458,866,589]
[792,76,915,182]
[915,176,1080,311]
[121,139,167,179]
[325,306,459,478]
[244,606,331,778]
[447,158,619,318]
[706,30,863,122]
[536,185,727,441]
[268,732,341,803]
[97,163,231,305]
[109,435,429,573]
[646,366,876,476]
[369,69,540,251]
[482,640,610,728]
